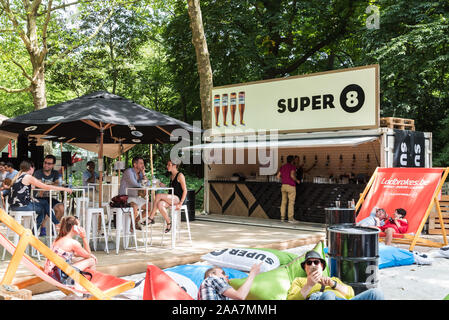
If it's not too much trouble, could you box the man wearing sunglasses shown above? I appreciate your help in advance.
[33,155,65,235]
[287,250,383,300]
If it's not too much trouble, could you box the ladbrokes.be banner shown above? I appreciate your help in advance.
[356,168,444,233]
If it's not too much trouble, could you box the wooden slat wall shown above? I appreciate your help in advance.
[429,195,449,235]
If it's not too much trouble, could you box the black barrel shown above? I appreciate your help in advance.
[181,189,196,222]
[325,208,356,248]
[325,208,356,226]
[327,224,380,295]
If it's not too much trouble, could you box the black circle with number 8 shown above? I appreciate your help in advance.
[340,84,365,113]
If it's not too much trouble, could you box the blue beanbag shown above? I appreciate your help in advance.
[163,264,248,299]
[378,243,415,269]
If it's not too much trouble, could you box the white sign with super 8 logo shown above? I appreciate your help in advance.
[211,64,379,135]
[201,248,281,273]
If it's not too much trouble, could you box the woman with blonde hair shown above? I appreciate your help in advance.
[44,216,97,286]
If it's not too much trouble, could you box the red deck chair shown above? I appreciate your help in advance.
[0,208,134,300]
[355,167,449,250]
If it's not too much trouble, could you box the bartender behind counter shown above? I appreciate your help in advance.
[277,155,300,223]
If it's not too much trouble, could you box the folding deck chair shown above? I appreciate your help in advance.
[0,208,135,300]
[355,167,449,251]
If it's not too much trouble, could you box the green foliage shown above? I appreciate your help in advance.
[359,0,449,165]
[1,0,449,171]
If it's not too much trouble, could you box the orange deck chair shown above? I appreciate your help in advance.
[0,208,134,300]
[355,167,449,251]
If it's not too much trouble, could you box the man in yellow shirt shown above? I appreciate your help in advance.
[287,251,383,300]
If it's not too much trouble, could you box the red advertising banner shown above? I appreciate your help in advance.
[356,168,444,233]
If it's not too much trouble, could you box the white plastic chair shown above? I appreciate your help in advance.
[161,204,192,248]
[85,207,109,254]
[106,206,138,255]
[2,210,41,261]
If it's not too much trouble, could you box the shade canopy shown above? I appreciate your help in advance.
[0,91,200,145]
[182,136,379,151]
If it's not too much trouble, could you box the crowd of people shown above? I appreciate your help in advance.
[0,154,189,288]
[0,155,388,300]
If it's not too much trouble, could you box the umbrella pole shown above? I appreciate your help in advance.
[150,144,154,178]
[99,128,104,206]
[98,128,104,232]
[60,143,64,183]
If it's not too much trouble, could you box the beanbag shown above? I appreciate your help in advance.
[143,265,193,300]
[201,247,297,273]
[229,241,328,300]
[444,294,449,300]
[163,264,248,299]
[378,244,415,269]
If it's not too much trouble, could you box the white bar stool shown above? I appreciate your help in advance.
[85,207,109,254]
[106,206,138,255]
[161,204,192,248]
[2,210,41,261]
[74,197,89,227]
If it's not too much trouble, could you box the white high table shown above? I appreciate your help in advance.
[32,188,68,245]
[126,186,175,251]
[87,183,119,207]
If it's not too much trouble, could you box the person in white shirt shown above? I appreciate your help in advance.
[118,156,152,230]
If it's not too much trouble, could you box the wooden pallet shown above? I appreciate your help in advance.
[428,195,449,235]
[380,117,415,131]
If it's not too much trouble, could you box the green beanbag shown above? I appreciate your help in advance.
[229,241,328,300]
[444,294,449,300]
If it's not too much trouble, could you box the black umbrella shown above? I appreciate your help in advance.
[0,91,201,201]
[0,91,198,144]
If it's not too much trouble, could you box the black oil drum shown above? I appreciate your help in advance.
[325,208,356,226]
[327,224,380,295]
[325,208,356,248]
[181,189,196,222]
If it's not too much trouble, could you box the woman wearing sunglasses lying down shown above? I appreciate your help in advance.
[286,250,384,300]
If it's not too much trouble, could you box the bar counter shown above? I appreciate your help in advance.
[208,180,366,223]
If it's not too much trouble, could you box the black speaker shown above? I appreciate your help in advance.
[61,151,72,167]
[29,146,44,170]
[1,152,9,159]
[17,134,28,161]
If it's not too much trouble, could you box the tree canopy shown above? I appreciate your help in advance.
[0,0,448,166]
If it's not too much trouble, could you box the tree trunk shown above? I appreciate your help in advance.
[30,66,48,110]
[186,0,213,130]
